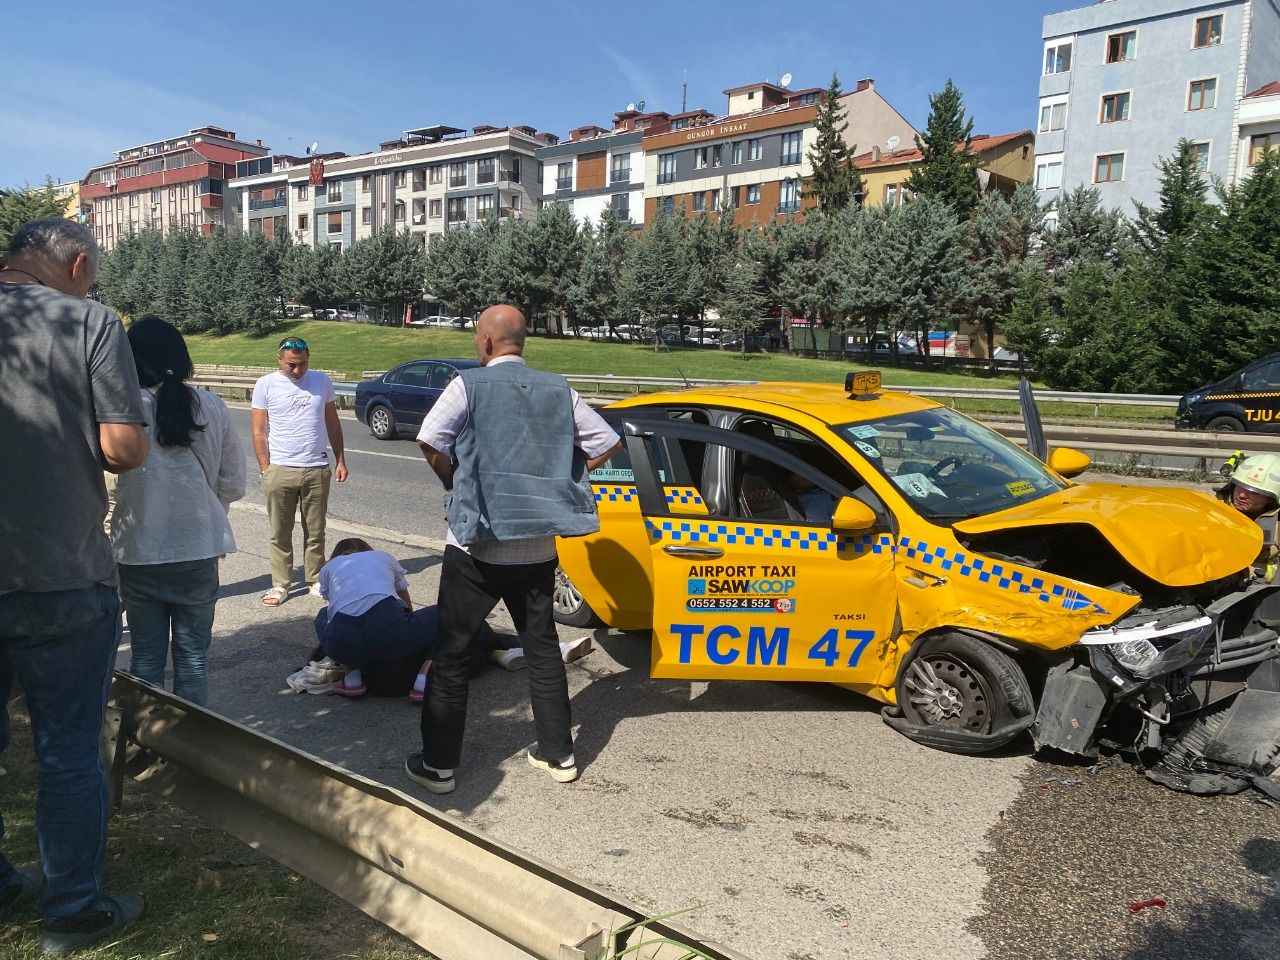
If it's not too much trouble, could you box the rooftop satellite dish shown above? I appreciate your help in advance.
[780,72,793,88]
[886,135,900,151]
[306,140,319,155]
[626,102,636,112]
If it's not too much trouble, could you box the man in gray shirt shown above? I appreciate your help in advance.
[0,220,149,953]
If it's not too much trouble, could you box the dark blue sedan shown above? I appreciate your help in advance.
[354,358,480,440]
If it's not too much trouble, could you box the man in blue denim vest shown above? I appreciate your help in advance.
[0,220,149,954]
[407,304,620,794]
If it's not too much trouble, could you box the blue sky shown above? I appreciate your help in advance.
[1,1,1068,186]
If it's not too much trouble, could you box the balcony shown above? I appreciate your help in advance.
[499,168,519,182]
[780,152,802,166]
[477,170,496,185]
[449,176,467,189]
[248,195,286,210]
[657,172,676,184]
[446,219,469,231]
[777,201,801,214]
[610,167,631,184]
[555,177,572,192]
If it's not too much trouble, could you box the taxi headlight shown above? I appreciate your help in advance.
[1080,615,1215,679]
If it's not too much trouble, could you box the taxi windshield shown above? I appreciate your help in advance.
[835,408,1066,522]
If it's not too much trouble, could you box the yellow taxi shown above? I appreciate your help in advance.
[555,372,1280,763]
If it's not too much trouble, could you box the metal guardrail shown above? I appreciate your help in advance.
[107,674,747,960]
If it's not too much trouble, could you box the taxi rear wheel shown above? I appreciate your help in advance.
[1205,415,1244,433]
[553,566,601,627]
[897,634,1033,745]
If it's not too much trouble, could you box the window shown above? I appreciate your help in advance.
[779,178,800,211]
[129,193,137,207]
[298,213,309,230]
[1039,100,1068,132]
[477,157,495,184]
[747,184,760,204]
[476,194,495,219]
[694,147,708,170]
[504,156,520,183]
[411,198,426,223]
[610,193,629,219]
[413,168,426,191]
[692,191,706,212]
[611,152,630,183]
[428,364,457,389]
[447,197,467,222]
[710,189,720,212]
[1189,140,1211,173]
[449,162,467,188]
[151,189,161,203]
[360,175,370,193]
[396,362,432,388]
[710,145,723,168]
[731,185,741,207]
[330,241,342,253]
[661,196,675,215]
[884,184,899,207]
[658,153,677,184]
[732,141,744,164]
[1194,15,1223,48]
[296,183,308,200]
[1044,41,1072,75]
[556,161,572,191]
[429,165,443,185]
[1188,78,1217,111]
[781,131,802,165]
[394,200,406,222]
[1100,92,1131,123]
[429,198,442,218]
[361,207,372,225]
[327,180,342,202]
[327,211,342,234]
[748,139,762,161]
[1244,361,1280,391]
[511,193,521,211]
[394,170,406,188]
[1250,132,1279,166]
[1035,159,1064,190]
[1094,153,1125,183]
[1105,31,1136,63]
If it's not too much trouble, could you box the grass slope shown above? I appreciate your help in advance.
[185,320,1025,388]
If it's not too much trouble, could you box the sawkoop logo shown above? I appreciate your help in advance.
[687,578,796,596]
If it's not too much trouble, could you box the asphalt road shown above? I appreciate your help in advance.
[209,410,1278,958]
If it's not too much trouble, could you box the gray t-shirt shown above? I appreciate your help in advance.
[0,284,146,593]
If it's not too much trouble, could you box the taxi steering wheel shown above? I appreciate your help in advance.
[928,455,964,480]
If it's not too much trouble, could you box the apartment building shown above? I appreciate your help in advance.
[855,131,1035,207]
[224,153,347,240]
[642,78,917,226]
[228,125,552,251]
[536,108,705,226]
[1235,80,1280,181]
[1034,0,1280,215]
[80,126,268,251]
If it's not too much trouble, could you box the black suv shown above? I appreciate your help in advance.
[1177,354,1280,432]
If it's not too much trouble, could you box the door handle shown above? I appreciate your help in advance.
[663,545,724,559]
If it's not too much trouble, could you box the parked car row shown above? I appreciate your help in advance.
[407,314,475,329]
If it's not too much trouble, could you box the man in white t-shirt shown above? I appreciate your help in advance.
[251,336,349,605]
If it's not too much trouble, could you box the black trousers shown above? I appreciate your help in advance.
[422,547,572,769]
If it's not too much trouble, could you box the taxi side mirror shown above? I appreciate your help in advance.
[831,496,877,533]
[1048,446,1091,479]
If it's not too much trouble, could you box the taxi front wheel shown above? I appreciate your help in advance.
[892,634,1035,754]
[552,566,601,627]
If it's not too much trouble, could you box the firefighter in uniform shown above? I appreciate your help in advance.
[1218,452,1280,581]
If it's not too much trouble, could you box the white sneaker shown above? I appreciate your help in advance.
[490,647,527,671]
[559,636,593,664]
[308,582,324,599]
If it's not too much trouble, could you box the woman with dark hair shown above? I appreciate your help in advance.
[110,316,246,705]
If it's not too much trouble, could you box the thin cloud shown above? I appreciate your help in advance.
[600,46,666,113]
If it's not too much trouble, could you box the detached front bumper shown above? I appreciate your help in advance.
[1033,582,1280,793]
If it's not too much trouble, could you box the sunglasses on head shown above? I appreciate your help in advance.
[278,338,309,352]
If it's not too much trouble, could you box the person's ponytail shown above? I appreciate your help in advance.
[127,316,206,448]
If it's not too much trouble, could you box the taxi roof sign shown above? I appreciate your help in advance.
[845,370,882,399]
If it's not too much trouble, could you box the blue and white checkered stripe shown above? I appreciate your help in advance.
[592,484,637,504]
[665,487,705,507]
[899,536,1106,613]
[643,519,894,556]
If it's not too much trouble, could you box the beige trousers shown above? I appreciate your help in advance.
[263,465,332,588]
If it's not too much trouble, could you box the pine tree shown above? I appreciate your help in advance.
[1043,186,1127,269]
[1133,139,1211,255]
[906,79,981,219]
[0,181,73,251]
[967,185,1045,364]
[524,202,583,333]
[122,228,165,315]
[717,256,766,353]
[618,207,689,348]
[154,230,198,322]
[339,228,426,324]
[804,74,862,214]
[569,221,619,334]
[233,233,283,334]
[283,242,340,315]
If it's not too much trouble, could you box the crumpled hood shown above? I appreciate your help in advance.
[953,483,1262,588]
